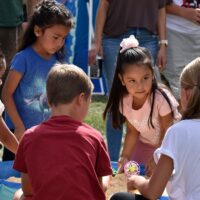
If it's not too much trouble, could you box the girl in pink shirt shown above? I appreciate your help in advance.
[103,35,181,176]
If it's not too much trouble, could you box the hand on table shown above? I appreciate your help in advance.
[117,156,129,173]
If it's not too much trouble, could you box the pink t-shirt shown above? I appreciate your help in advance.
[120,89,181,146]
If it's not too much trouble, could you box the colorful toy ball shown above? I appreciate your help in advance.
[124,161,140,177]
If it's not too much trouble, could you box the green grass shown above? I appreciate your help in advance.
[84,95,107,138]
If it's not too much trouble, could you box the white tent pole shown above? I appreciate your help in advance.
[87,0,94,78]
[87,0,94,50]
[87,0,104,95]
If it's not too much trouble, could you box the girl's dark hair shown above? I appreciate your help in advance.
[19,0,73,61]
[0,49,5,59]
[103,46,174,129]
[0,49,6,71]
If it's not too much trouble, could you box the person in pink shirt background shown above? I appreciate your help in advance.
[103,35,181,176]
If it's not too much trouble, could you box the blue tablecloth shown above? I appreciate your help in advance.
[0,161,21,200]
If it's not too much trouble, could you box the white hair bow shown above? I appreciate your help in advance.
[120,35,139,53]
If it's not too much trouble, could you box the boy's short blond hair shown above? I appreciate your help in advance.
[46,64,93,106]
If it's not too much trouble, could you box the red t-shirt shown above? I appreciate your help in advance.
[14,115,112,200]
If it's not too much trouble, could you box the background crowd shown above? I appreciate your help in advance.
[0,0,200,200]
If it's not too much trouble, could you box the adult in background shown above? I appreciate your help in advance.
[0,0,41,94]
[89,0,171,162]
[162,0,200,101]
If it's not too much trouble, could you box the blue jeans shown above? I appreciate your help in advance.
[102,28,158,162]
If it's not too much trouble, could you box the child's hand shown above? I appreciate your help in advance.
[102,175,111,192]
[117,156,129,173]
[145,156,156,177]
[127,175,137,192]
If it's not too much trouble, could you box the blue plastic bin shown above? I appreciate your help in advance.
[0,161,21,200]
[111,161,145,175]
[0,161,20,179]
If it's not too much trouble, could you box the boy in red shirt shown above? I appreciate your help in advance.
[13,64,112,200]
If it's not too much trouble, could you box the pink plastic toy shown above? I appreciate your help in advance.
[124,161,140,177]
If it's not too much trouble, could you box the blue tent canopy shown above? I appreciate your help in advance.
[57,0,107,94]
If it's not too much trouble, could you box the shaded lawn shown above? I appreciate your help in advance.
[84,95,107,138]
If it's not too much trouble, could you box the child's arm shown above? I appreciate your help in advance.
[98,175,111,192]
[127,154,173,199]
[2,70,25,140]
[145,112,173,176]
[159,112,174,145]
[0,117,18,153]
[21,173,34,197]
[166,4,200,25]
[13,173,34,200]
[118,121,139,173]
[13,189,24,200]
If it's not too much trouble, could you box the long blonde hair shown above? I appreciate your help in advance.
[180,57,200,119]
